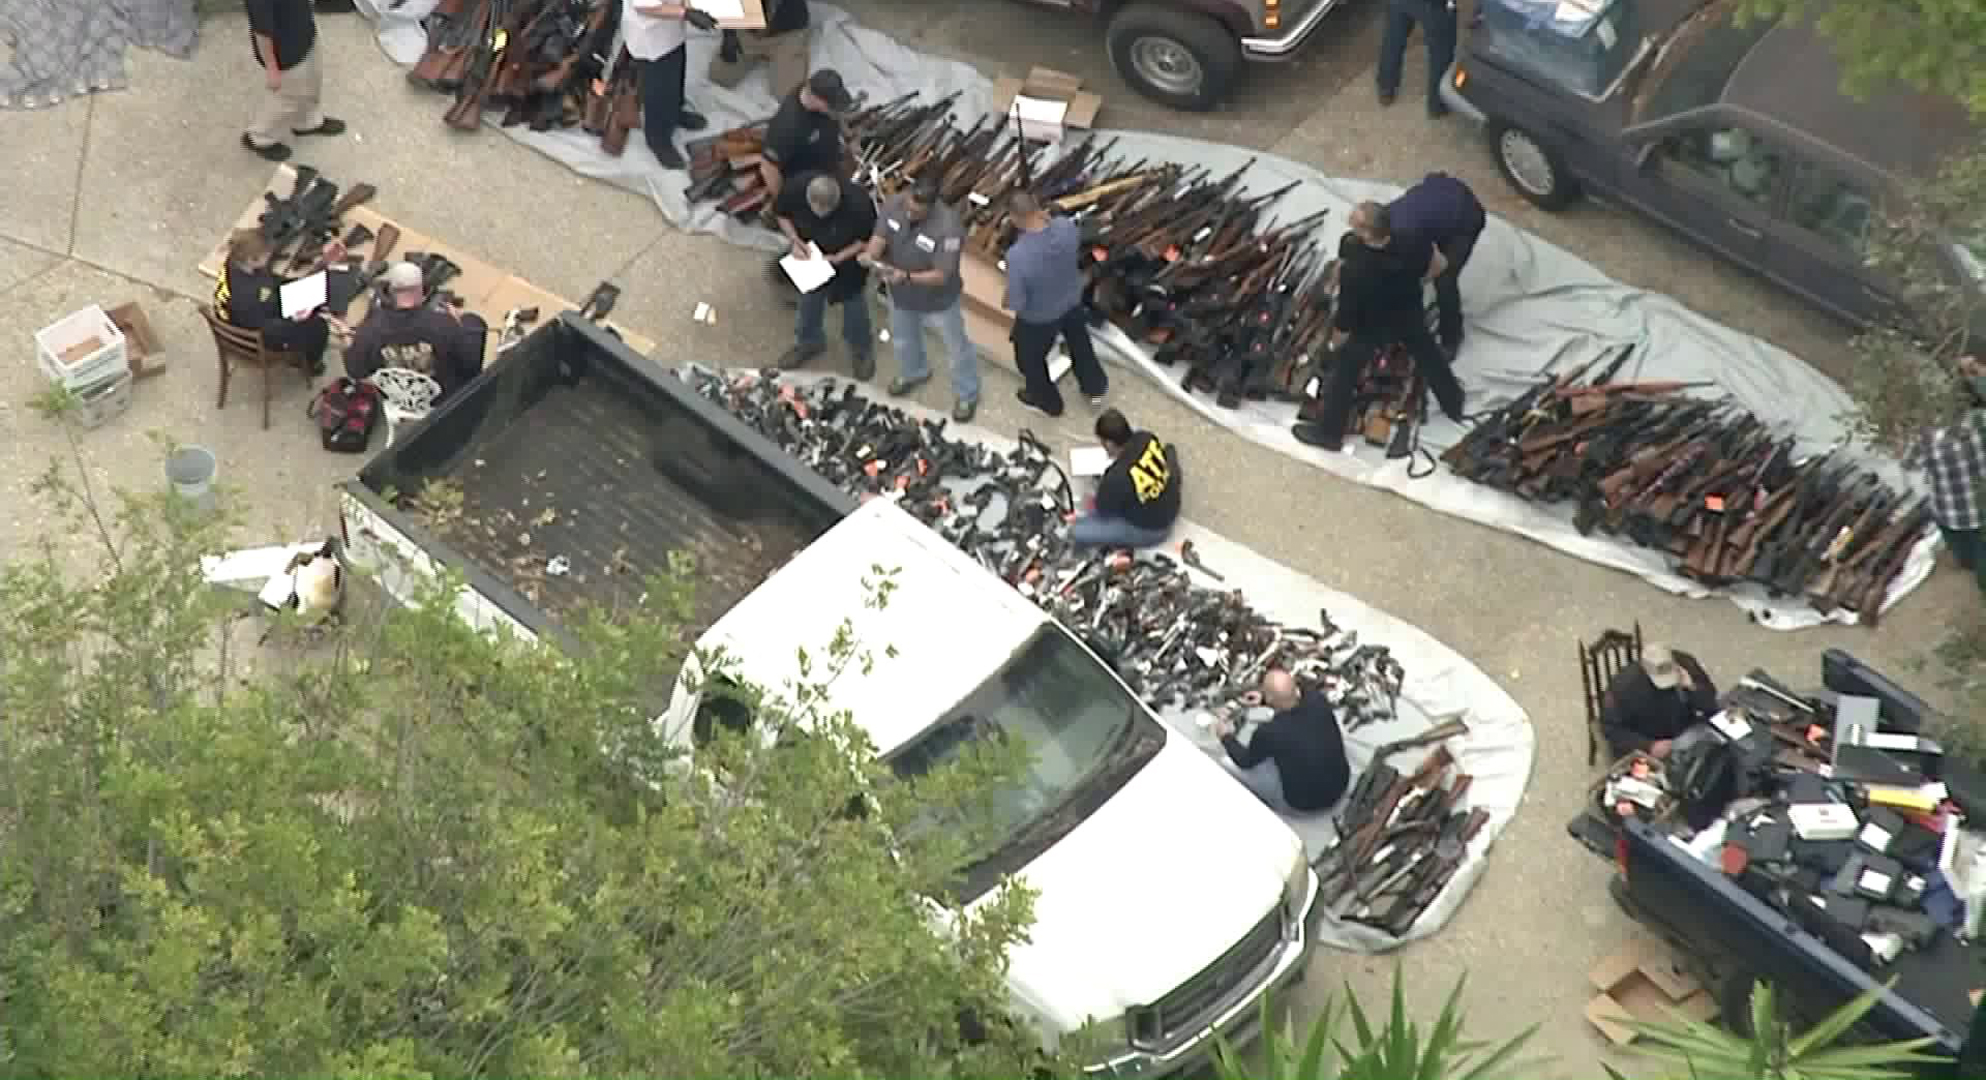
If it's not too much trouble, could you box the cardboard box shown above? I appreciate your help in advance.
[1583,937,1718,1044]
[991,66,1103,144]
[36,304,129,391]
[106,301,168,380]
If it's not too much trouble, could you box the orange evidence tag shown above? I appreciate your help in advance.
[1162,246,1181,262]
[863,461,883,477]
[591,79,607,95]
[791,402,809,419]
[1091,247,1109,263]
[916,457,930,475]
[1704,495,1725,512]
[1806,724,1828,743]
[894,474,910,490]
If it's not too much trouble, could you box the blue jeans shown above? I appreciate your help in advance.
[1067,512,1172,549]
[797,288,873,359]
[891,301,980,402]
[1230,759,1294,814]
[1376,0,1456,110]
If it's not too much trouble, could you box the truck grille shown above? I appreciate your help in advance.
[1146,903,1285,1045]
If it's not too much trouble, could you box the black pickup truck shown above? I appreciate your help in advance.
[335,314,856,646]
[1571,650,1983,1073]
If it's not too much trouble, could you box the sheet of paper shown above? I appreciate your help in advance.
[1069,446,1112,477]
[779,243,834,294]
[280,271,328,318]
[691,0,746,19]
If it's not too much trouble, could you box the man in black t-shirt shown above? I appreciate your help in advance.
[774,172,876,375]
[709,0,812,99]
[1213,669,1350,815]
[758,68,852,203]
[1069,408,1181,549]
[343,263,487,400]
[243,0,344,162]
[214,229,335,374]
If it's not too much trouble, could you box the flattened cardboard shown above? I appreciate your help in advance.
[990,65,1103,133]
[1584,937,1716,1045]
[105,301,168,380]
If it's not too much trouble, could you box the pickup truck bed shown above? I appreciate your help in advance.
[344,316,856,641]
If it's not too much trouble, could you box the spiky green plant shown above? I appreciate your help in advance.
[1607,980,1948,1080]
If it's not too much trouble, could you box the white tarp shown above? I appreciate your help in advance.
[706,368,1535,955]
[360,5,1934,630]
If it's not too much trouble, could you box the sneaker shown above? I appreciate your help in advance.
[241,133,292,161]
[292,117,346,137]
[679,109,709,132]
[779,344,823,370]
[953,398,978,423]
[1015,389,1063,419]
[851,353,876,381]
[888,373,931,397]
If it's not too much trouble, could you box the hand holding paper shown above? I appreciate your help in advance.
[779,243,834,293]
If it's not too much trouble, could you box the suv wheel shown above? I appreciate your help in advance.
[1105,3,1242,112]
[1488,120,1577,210]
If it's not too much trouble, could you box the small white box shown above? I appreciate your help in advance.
[1789,802,1860,841]
[1009,96,1069,143]
[66,369,133,430]
[36,304,129,390]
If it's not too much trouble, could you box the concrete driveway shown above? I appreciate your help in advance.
[0,3,1970,1076]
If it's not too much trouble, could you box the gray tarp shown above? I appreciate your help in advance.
[1,0,199,109]
[363,5,1934,630]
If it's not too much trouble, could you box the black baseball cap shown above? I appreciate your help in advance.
[807,69,854,111]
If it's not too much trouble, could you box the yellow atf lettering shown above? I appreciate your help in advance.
[1130,439,1170,502]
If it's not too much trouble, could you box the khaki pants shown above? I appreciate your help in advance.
[708,29,810,100]
[247,46,325,147]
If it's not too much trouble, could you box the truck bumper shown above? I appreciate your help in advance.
[1085,869,1321,1078]
[1239,0,1343,59]
[1436,62,1486,123]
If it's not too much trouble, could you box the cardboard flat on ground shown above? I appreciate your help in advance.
[1584,937,1717,1044]
[105,301,168,379]
[201,166,653,361]
[990,66,1103,141]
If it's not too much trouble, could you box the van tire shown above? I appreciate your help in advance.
[1106,3,1241,112]
[1488,119,1578,210]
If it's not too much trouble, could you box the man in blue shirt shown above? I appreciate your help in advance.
[1387,172,1486,354]
[1003,192,1108,418]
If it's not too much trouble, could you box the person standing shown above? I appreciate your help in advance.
[775,173,877,374]
[863,179,979,421]
[709,0,812,100]
[243,0,344,162]
[623,0,715,171]
[1212,669,1350,815]
[1375,0,1458,118]
[1004,192,1107,419]
[759,69,854,201]
[1387,172,1486,354]
[1904,355,1986,597]
[1069,409,1180,549]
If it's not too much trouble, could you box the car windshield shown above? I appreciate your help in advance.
[1475,0,1641,99]
[887,627,1162,896]
[1637,7,1778,119]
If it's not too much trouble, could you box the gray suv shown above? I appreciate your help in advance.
[1439,0,1982,330]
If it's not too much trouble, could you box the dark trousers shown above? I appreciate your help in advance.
[1309,323,1465,446]
[1012,305,1106,416]
[262,315,330,371]
[1941,523,1986,595]
[639,46,687,163]
[1377,0,1457,112]
[1432,219,1484,350]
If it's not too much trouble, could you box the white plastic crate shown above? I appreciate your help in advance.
[67,369,133,430]
[35,304,128,390]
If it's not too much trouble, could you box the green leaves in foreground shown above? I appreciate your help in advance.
[1608,979,1948,1080]
[1209,967,1539,1080]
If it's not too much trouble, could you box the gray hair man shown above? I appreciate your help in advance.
[1211,668,1350,814]
[343,261,488,400]
[774,170,879,375]
[862,178,980,421]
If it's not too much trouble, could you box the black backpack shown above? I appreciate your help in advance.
[309,377,383,453]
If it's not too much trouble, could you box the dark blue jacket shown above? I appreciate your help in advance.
[1388,173,1485,257]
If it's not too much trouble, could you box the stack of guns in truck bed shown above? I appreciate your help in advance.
[406,0,643,149]
[688,369,1410,727]
[1442,350,1932,622]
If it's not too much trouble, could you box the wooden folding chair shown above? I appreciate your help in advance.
[1579,622,1644,766]
[199,304,312,430]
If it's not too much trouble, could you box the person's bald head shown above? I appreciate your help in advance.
[1262,668,1300,710]
[1349,201,1392,247]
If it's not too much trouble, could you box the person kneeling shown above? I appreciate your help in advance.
[1213,669,1350,814]
[216,229,338,375]
[1069,409,1180,549]
[343,262,486,401]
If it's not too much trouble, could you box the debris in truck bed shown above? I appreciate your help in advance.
[687,368,1406,727]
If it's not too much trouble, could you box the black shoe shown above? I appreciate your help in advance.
[1015,389,1063,419]
[780,344,823,369]
[888,373,931,396]
[1377,87,1397,106]
[679,109,709,132]
[652,143,687,170]
[241,133,292,161]
[293,117,346,137]
[953,398,978,422]
[1291,421,1343,451]
[851,353,876,381]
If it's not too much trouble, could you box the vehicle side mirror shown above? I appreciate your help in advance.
[1634,141,1663,173]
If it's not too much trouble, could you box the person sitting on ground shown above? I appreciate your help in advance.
[1212,668,1350,814]
[214,228,340,375]
[1601,641,1719,761]
[1068,409,1180,549]
[342,262,487,401]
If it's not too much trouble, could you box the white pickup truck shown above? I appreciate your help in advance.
[338,316,1319,1073]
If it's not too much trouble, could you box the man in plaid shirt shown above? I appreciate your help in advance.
[1904,354,1986,595]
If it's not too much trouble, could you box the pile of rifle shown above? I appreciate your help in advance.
[686,368,1409,725]
[1441,349,1933,622]
[407,0,637,148]
[1312,720,1487,937]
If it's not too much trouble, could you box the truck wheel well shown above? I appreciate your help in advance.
[1097,0,1251,42]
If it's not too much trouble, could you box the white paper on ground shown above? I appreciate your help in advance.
[1069,446,1112,477]
[779,243,834,293]
[280,271,328,318]
[1048,346,1072,383]
[691,366,1537,955]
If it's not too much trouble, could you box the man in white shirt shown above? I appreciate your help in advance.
[622,0,716,170]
